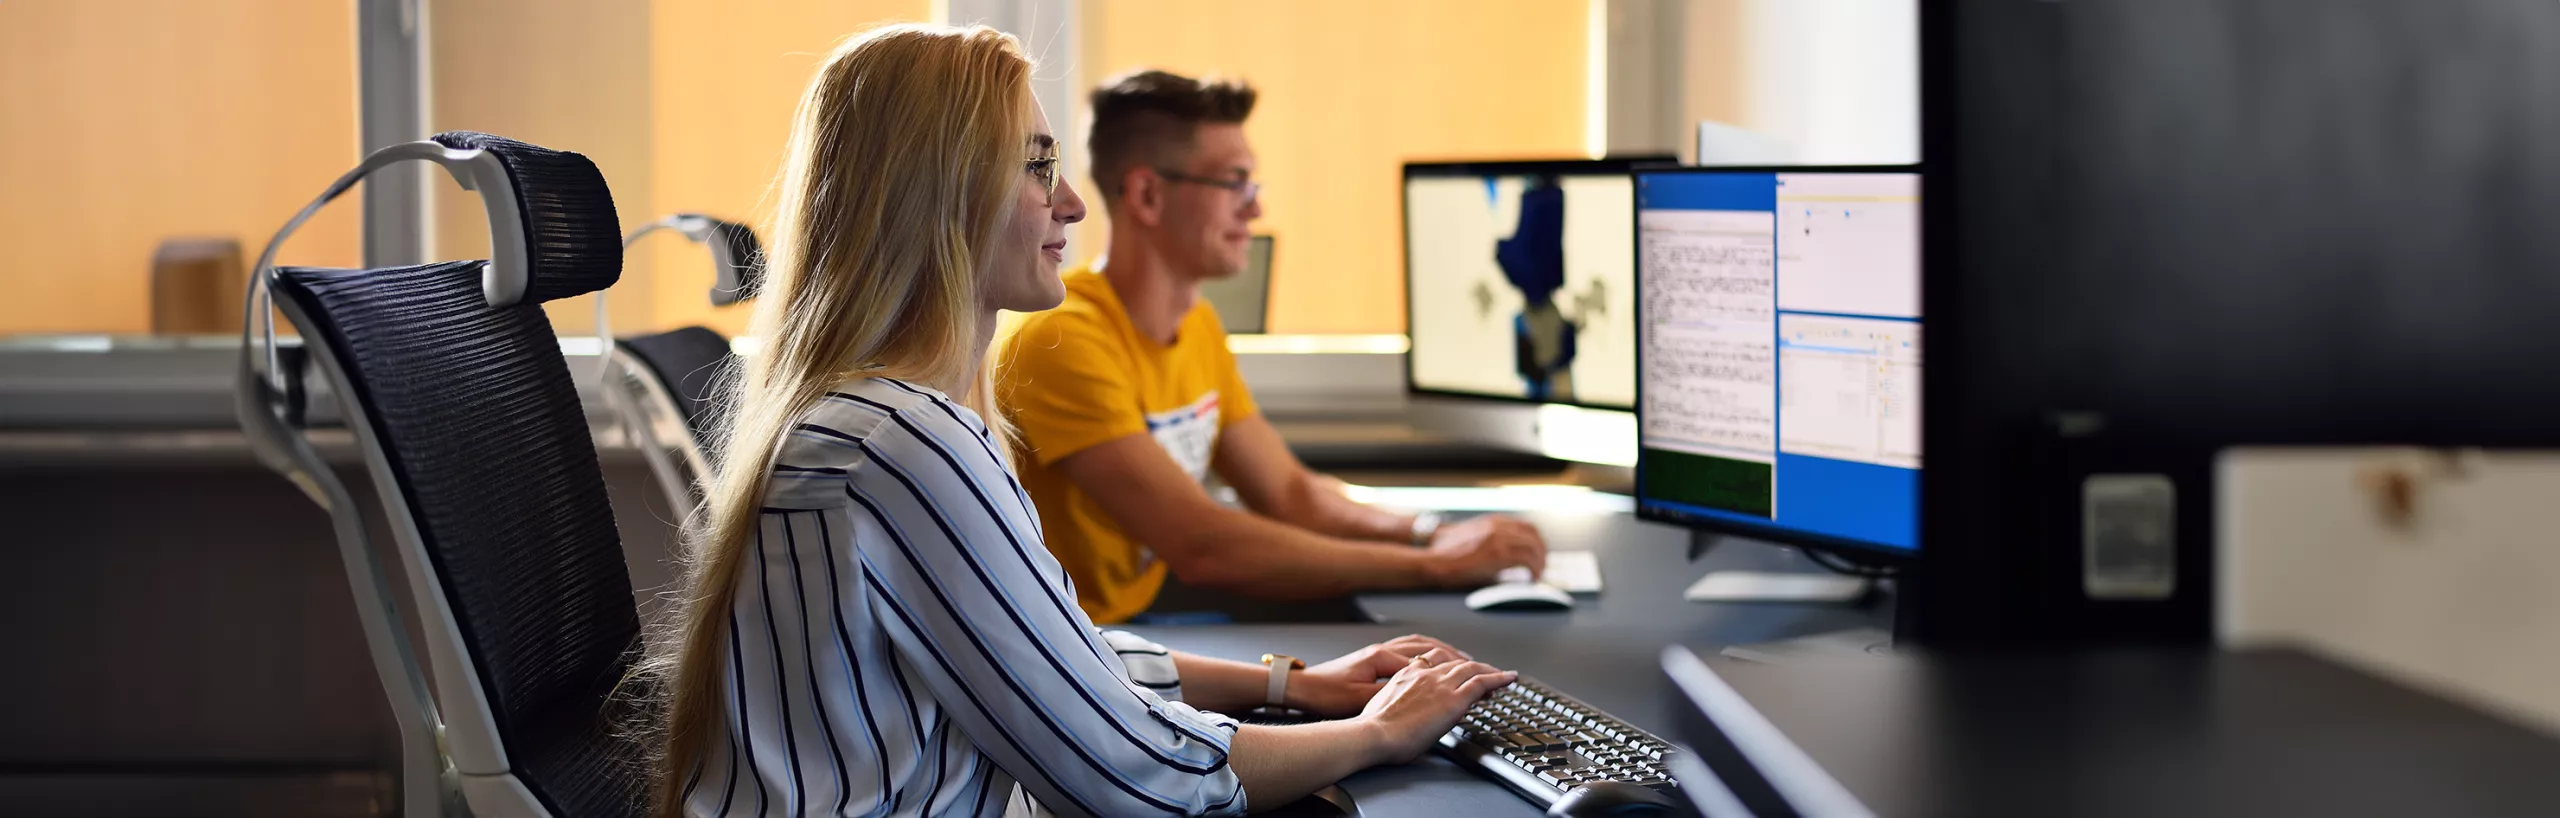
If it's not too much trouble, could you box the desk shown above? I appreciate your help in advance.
[1695,648,2560,817]
[1139,508,2560,818]
[1131,508,1889,817]
[1354,503,1880,643]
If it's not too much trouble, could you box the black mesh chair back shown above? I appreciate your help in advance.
[603,214,762,516]
[616,325,732,450]
[240,131,646,818]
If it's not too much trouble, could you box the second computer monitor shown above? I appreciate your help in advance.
[1404,160,1651,410]
[1635,168,1922,555]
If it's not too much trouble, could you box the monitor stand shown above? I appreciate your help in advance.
[1679,531,1880,605]
[1682,532,1899,664]
[1681,571,1876,604]
[1717,627,1898,664]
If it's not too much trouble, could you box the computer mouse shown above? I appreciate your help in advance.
[1465,581,1575,612]
[1546,780,1681,817]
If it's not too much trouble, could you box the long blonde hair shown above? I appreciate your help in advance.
[647,23,1033,815]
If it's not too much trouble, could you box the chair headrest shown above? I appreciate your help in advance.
[700,216,764,307]
[429,131,622,307]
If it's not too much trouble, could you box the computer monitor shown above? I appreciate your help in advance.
[1404,159,1661,411]
[1914,0,2560,647]
[1199,235,1271,335]
[1633,167,1922,559]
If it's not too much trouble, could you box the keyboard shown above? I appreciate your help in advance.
[1543,550,1604,593]
[1436,675,1681,806]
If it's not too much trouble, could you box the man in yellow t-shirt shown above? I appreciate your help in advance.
[996,70,1548,624]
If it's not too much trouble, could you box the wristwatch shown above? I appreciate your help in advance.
[1261,653,1304,707]
[1408,511,1444,547]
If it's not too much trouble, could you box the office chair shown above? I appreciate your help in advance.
[600,214,763,518]
[235,131,644,818]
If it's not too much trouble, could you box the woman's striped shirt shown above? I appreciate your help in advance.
[682,377,1247,817]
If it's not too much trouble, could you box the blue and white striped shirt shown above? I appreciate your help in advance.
[684,377,1247,817]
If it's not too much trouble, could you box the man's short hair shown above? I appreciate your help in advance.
[1086,69,1257,205]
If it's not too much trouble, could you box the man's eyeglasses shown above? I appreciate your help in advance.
[1026,156,1062,205]
[1155,169,1261,208]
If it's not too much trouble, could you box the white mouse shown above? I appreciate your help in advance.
[1465,581,1574,612]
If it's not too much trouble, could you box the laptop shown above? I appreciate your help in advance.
[1200,235,1273,334]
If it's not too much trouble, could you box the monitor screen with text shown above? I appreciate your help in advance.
[1635,170,1920,552]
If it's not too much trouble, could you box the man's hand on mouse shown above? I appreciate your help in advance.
[1287,634,1476,717]
[1422,515,1549,587]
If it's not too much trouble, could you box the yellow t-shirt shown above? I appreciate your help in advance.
[996,264,1259,624]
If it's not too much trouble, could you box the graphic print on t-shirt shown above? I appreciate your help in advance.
[1146,390,1222,486]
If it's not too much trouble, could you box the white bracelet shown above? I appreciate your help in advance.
[1261,654,1302,707]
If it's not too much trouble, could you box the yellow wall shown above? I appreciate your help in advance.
[1081,0,1591,334]
[0,0,923,337]
[0,1,360,334]
[2,0,1589,337]
[1683,0,1751,150]
[435,0,930,337]
[432,0,660,335]
[649,0,931,338]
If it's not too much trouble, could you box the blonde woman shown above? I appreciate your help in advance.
[651,24,1516,817]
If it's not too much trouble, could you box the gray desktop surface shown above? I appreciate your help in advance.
[1353,508,1880,639]
[1694,647,2560,818]
[1142,511,2560,818]
[1131,509,1889,817]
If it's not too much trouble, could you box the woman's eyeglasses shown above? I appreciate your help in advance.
[1026,156,1062,204]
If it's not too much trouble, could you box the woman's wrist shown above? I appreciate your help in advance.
[1346,714,1399,768]
[1281,670,1344,714]
[1279,673,1314,712]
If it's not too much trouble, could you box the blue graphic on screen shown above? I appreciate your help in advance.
[1635,171,1923,552]
[1490,175,1579,403]
[1408,169,1636,407]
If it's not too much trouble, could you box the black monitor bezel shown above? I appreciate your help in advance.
[1630,164,1925,564]
[1399,157,1673,412]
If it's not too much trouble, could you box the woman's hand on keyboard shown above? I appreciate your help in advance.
[1293,634,1473,717]
[1356,655,1518,764]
